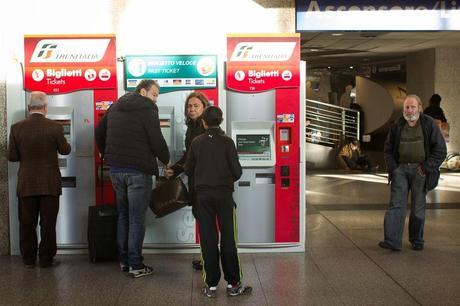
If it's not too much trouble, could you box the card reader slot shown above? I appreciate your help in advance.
[61,176,76,188]
[255,173,275,184]
[238,181,251,187]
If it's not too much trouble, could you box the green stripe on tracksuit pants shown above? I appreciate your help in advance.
[196,189,242,287]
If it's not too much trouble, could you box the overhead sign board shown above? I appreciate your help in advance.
[24,35,117,94]
[296,0,460,31]
[124,55,217,93]
[226,34,300,93]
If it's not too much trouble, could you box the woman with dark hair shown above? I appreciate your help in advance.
[165,91,209,270]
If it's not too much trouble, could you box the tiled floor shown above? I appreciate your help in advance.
[1,171,459,305]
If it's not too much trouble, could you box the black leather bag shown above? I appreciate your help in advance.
[150,177,188,218]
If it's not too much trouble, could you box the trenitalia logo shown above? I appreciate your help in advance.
[230,42,296,62]
[36,44,57,59]
[30,39,110,63]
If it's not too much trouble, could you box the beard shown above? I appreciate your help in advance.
[403,112,420,122]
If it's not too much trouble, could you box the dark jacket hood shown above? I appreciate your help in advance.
[206,127,225,136]
[117,92,157,112]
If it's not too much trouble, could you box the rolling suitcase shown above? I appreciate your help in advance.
[87,161,117,262]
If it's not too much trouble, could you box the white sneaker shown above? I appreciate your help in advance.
[128,265,154,278]
[202,286,217,298]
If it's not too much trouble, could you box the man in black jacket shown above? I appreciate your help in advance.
[95,79,169,278]
[184,106,252,298]
[379,95,446,252]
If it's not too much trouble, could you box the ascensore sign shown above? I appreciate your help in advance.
[296,0,460,31]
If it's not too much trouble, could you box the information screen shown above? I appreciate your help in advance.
[55,119,71,142]
[236,134,271,161]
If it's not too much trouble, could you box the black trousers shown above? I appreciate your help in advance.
[196,190,241,287]
[18,195,59,265]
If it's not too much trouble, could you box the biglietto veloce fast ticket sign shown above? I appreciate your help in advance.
[24,35,117,94]
[226,34,300,92]
[124,55,217,94]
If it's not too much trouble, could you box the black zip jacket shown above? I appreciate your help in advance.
[384,114,446,191]
[184,127,242,192]
[95,92,169,176]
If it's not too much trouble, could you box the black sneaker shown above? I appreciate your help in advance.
[202,286,217,298]
[378,241,401,251]
[192,259,203,270]
[227,283,253,296]
[411,243,424,251]
[128,265,154,278]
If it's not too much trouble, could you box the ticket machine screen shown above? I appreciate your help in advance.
[236,134,271,161]
[159,118,172,147]
[55,119,72,142]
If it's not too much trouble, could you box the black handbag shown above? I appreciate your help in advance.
[150,177,188,218]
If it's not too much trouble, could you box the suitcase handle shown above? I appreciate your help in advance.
[98,210,116,217]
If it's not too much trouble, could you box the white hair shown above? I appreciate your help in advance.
[28,91,48,109]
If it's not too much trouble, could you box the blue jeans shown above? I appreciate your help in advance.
[383,163,426,249]
[110,172,152,269]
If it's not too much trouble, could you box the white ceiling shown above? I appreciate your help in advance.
[301,31,460,68]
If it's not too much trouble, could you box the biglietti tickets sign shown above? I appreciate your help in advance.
[24,35,117,93]
[124,55,217,93]
[226,34,300,92]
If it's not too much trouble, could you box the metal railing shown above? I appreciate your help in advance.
[306,99,360,147]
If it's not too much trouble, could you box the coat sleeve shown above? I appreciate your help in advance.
[56,125,71,155]
[7,126,19,162]
[422,120,447,172]
[227,139,242,181]
[171,154,186,176]
[95,112,108,157]
[184,142,196,177]
[171,135,188,176]
[144,109,170,165]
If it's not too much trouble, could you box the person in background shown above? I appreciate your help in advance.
[164,91,210,271]
[338,138,377,171]
[184,106,252,298]
[8,91,71,269]
[424,94,449,141]
[95,79,169,278]
[339,84,353,108]
[424,94,447,123]
[379,94,446,252]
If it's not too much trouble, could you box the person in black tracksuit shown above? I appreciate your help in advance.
[184,106,252,298]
